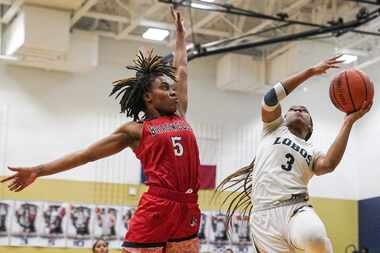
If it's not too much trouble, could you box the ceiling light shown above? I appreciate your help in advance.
[142,28,169,41]
[338,54,358,64]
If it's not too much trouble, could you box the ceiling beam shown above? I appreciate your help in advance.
[245,0,312,35]
[0,0,12,5]
[237,0,251,30]
[84,11,230,38]
[342,18,380,49]
[95,30,168,45]
[84,11,129,23]
[117,3,164,39]
[344,0,380,6]
[220,15,242,34]
[187,0,242,36]
[71,0,98,27]
[2,0,24,24]
[167,0,241,46]
[241,0,313,61]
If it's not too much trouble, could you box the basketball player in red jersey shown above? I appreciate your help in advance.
[1,8,201,253]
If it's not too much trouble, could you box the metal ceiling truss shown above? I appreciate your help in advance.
[0,0,24,24]
[71,0,98,27]
[190,11,379,60]
[158,0,380,37]
[0,0,233,43]
[159,0,380,60]
[344,0,380,6]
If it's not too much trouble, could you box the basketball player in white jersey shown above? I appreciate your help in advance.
[218,55,372,253]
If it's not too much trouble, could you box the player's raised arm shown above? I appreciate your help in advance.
[313,101,372,175]
[1,122,141,192]
[171,7,188,116]
[261,55,343,123]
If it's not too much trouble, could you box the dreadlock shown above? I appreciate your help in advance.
[214,159,255,231]
[109,50,177,121]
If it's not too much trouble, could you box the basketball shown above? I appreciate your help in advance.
[329,68,374,113]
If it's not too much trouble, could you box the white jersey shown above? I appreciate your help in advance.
[251,116,322,211]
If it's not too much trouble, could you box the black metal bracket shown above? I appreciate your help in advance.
[186,8,380,61]
[158,0,380,62]
[158,0,380,37]
[344,0,380,6]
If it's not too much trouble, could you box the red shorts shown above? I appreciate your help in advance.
[122,186,201,248]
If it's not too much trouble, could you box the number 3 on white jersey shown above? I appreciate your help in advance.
[171,136,184,157]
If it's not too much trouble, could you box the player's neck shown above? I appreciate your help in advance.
[144,109,174,121]
[288,126,307,140]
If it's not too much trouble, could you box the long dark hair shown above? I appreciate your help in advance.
[215,159,255,230]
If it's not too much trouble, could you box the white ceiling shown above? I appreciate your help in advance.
[0,0,87,10]
[0,0,380,62]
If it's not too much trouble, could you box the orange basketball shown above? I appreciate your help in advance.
[329,68,374,113]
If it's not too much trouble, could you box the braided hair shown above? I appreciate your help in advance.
[110,51,176,121]
[215,159,255,231]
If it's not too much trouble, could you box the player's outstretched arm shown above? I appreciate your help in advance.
[261,55,343,123]
[171,7,188,116]
[313,101,372,175]
[1,122,141,192]
[282,55,343,94]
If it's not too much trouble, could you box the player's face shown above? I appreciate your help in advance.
[146,75,178,114]
[94,240,108,253]
[285,106,312,136]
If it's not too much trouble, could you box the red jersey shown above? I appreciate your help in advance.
[133,115,200,192]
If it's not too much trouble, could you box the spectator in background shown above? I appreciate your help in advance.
[92,238,109,253]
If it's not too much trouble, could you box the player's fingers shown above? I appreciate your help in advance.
[13,185,23,192]
[330,54,343,60]
[328,61,342,65]
[0,175,16,183]
[7,181,18,189]
[329,60,344,64]
[9,183,21,191]
[361,100,368,110]
[170,6,176,20]
[15,184,27,192]
[8,166,23,172]
[365,102,373,112]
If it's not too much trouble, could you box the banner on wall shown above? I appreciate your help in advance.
[0,201,12,246]
[199,211,255,253]
[10,201,42,247]
[66,204,93,248]
[0,199,255,252]
[40,202,68,248]
[94,205,122,249]
[119,206,135,241]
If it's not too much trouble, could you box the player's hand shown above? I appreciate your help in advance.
[311,55,344,75]
[345,100,372,124]
[0,166,39,192]
[170,6,185,34]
